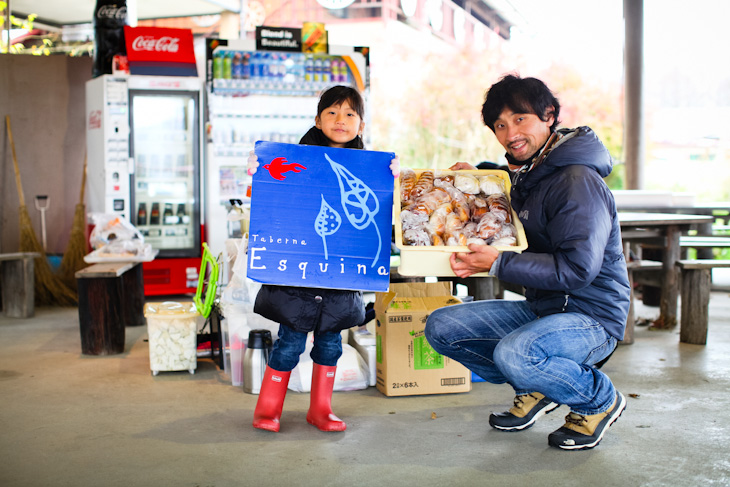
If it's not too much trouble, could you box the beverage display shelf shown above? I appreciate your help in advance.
[210,112,311,119]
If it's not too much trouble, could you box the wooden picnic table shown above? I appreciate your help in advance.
[619,212,715,341]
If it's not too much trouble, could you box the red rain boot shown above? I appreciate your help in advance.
[252,366,291,432]
[307,364,346,432]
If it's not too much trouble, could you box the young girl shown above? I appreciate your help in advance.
[246,85,399,432]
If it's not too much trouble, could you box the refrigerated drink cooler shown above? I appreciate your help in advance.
[86,74,205,295]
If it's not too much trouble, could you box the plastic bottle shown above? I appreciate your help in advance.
[297,54,306,84]
[260,53,270,80]
[242,52,250,79]
[330,57,339,83]
[322,56,331,83]
[212,52,223,80]
[339,59,349,84]
[222,51,232,80]
[304,55,314,84]
[250,52,260,79]
[232,52,242,80]
[313,56,323,83]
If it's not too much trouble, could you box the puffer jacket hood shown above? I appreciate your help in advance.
[497,126,630,339]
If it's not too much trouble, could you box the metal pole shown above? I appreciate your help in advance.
[624,0,644,189]
[6,0,11,53]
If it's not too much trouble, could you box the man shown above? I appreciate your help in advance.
[424,74,630,450]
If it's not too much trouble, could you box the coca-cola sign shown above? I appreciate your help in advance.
[131,36,180,53]
[96,5,127,20]
[123,26,196,74]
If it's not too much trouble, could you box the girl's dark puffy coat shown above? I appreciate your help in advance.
[254,285,365,335]
[497,126,631,340]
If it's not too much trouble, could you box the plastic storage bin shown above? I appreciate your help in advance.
[144,301,201,376]
[394,169,528,277]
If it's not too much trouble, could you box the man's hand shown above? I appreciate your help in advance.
[449,162,477,171]
[449,244,499,278]
[247,150,259,176]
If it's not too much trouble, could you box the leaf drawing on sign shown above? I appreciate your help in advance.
[325,153,381,267]
[314,194,342,260]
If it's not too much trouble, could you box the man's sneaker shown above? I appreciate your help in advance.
[489,392,560,431]
[548,391,627,450]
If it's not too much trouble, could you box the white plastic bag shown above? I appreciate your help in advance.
[289,337,370,393]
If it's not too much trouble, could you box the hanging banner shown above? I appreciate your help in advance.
[124,26,198,76]
[255,26,302,52]
[247,141,395,292]
[302,22,328,53]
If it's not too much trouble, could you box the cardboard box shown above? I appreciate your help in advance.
[394,169,528,277]
[374,282,471,396]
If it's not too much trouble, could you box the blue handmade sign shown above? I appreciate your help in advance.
[247,141,395,292]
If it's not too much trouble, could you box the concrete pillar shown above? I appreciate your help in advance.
[624,0,644,189]
[220,10,241,39]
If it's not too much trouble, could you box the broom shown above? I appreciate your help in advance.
[58,153,88,292]
[6,115,77,307]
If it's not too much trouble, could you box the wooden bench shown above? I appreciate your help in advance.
[0,252,40,318]
[75,262,145,355]
[676,259,730,345]
[680,235,730,249]
[623,259,663,344]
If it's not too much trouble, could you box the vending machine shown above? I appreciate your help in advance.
[203,34,370,273]
[86,74,205,295]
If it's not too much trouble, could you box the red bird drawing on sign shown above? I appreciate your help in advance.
[263,157,307,180]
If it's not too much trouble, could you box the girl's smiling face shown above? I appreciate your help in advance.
[315,100,365,148]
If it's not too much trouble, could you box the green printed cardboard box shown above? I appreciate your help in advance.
[374,281,472,396]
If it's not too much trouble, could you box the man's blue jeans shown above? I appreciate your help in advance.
[425,300,618,415]
[267,324,343,372]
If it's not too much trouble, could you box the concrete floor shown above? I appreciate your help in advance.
[2,290,730,487]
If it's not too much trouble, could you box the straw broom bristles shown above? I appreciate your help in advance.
[19,205,78,306]
[58,203,87,293]
[7,115,77,307]
[59,156,88,292]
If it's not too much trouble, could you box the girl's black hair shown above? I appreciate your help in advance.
[481,75,561,132]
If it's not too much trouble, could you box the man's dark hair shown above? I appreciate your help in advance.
[481,74,561,133]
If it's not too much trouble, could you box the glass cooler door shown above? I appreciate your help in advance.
[129,91,201,257]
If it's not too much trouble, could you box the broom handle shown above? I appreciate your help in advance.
[5,115,26,208]
[80,152,88,203]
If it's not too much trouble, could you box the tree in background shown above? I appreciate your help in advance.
[369,46,625,189]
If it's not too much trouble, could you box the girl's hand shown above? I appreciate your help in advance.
[449,162,477,171]
[247,150,259,176]
[390,156,400,178]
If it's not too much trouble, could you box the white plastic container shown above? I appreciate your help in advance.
[144,301,201,376]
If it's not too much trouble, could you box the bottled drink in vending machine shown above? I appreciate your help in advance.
[339,59,349,83]
[232,52,243,79]
[163,203,174,225]
[242,52,251,79]
[330,57,339,83]
[213,51,223,80]
[137,202,147,226]
[150,203,160,225]
[304,55,314,83]
[177,204,189,224]
[269,53,280,79]
[313,56,322,82]
[260,53,270,79]
[322,56,331,83]
[222,51,232,79]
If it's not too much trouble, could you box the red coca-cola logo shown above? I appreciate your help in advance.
[131,36,180,53]
[96,5,127,20]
